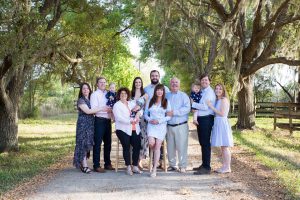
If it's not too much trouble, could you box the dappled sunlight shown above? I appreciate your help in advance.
[233,118,300,198]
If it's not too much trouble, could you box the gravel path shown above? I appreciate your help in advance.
[24,123,260,200]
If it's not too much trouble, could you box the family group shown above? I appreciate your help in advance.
[73,70,233,177]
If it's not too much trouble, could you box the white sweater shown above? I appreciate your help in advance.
[113,100,141,136]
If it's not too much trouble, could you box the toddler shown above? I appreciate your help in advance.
[190,83,202,125]
[106,83,117,120]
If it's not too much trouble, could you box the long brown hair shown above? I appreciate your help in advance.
[149,84,168,109]
[215,83,228,99]
[78,82,92,99]
[131,77,145,98]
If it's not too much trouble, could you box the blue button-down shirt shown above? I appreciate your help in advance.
[144,84,170,99]
[166,90,190,125]
[192,86,216,116]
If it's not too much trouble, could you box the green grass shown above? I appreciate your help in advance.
[230,118,300,199]
[0,114,76,195]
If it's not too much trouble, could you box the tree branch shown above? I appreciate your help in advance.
[276,15,300,28]
[46,0,62,31]
[276,80,294,102]
[252,0,263,34]
[260,0,290,35]
[209,0,228,21]
[0,55,13,79]
[244,57,300,77]
[113,22,135,38]
[58,52,83,64]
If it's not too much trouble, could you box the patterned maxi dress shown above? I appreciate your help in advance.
[73,97,95,168]
[131,96,149,159]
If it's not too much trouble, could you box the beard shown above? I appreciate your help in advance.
[151,79,159,85]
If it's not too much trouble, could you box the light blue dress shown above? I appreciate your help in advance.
[211,99,234,147]
[144,101,171,141]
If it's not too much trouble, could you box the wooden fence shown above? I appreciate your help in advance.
[230,102,275,117]
[273,102,300,134]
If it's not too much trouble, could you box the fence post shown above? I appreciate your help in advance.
[289,104,293,135]
[274,103,277,130]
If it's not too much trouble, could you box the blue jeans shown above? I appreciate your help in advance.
[93,117,112,169]
[197,115,214,170]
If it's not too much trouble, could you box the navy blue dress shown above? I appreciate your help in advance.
[73,97,94,168]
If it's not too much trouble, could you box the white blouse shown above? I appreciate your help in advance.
[113,100,141,136]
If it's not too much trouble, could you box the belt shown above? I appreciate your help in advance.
[168,121,187,127]
[95,116,110,121]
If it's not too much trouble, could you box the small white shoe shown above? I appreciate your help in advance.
[132,166,143,174]
[150,169,157,178]
[179,168,186,173]
[126,166,133,176]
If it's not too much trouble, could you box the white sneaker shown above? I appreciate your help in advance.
[132,166,143,174]
[179,168,186,173]
[150,171,156,177]
[126,166,133,176]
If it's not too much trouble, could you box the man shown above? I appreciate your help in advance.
[144,70,170,99]
[90,77,114,172]
[166,77,190,173]
[144,70,169,168]
[191,73,216,175]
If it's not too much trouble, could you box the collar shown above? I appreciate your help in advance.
[97,89,106,93]
[201,86,210,93]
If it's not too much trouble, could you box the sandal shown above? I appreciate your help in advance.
[80,165,92,174]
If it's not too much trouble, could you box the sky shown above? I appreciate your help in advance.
[128,36,165,85]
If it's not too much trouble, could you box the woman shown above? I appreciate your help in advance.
[144,84,171,177]
[131,77,149,170]
[207,83,233,173]
[73,83,100,174]
[113,87,143,175]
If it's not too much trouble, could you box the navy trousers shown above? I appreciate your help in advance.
[197,115,214,170]
[93,117,112,169]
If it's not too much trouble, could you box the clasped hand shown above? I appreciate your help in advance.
[149,119,159,125]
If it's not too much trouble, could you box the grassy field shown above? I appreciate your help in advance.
[0,114,77,195]
[230,118,300,199]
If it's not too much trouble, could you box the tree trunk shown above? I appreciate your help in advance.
[0,106,19,152]
[237,75,256,129]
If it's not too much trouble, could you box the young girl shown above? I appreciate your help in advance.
[144,84,171,177]
[190,83,201,125]
[207,83,233,173]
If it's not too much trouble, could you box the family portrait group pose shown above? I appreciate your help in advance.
[73,70,234,177]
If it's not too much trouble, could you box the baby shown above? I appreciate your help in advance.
[131,97,145,118]
[190,83,202,125]
[106,83,117,120]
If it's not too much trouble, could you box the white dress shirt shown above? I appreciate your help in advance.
[90,89,110,119]
[192,86,216,116]
[113,100,141,136]
[144,84,170,99]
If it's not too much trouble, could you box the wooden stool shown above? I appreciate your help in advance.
[148,139,167,172]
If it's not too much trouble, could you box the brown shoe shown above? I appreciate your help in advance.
[104,165,115,170]
[94,167,105,173]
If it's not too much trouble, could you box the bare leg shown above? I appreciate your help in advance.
[151,138,162,177]
[221,146,231,173]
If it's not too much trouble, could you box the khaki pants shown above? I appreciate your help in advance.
[167,123,189,168]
